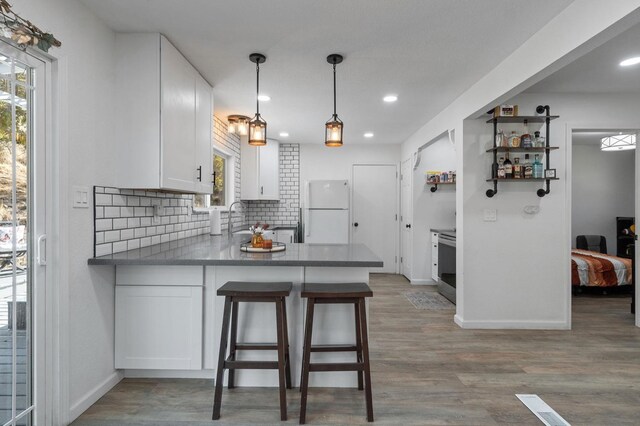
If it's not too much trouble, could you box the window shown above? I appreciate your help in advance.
[211,153,226,206]
[194,147,234,210]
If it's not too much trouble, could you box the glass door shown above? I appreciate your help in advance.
[0,44,46,426]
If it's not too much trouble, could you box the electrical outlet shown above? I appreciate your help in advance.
[153,205,163,224]
[483,209,497,222]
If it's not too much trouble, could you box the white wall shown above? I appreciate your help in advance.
[572,144,634,254]
[299,144,400,184]
[411,135,456,282]
[16,0,120,422]
[460,92,640,329]
[398,2,640,329]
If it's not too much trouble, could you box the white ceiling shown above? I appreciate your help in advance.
[526,22,640,94]
[81,0,574,145]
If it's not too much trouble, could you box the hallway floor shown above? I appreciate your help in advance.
[72,275,640,425]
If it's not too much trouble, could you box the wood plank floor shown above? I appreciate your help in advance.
[72,274,640,425]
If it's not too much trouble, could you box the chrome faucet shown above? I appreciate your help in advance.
[227,200,245,237]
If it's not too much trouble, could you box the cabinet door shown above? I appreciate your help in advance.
[195,75,213,194]
[115,285,203,370]
[258,139,279,200]
[161,36,197,192]
[240,137,260,200]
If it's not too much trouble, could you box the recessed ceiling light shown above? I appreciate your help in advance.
[258,94,271,101]
[279,132,289,137]
[383,95,398,103]
[620,57,640,67]
[364,132,374,138]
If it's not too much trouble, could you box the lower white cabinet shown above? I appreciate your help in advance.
[431,232,439,282]
[115,284,203,370]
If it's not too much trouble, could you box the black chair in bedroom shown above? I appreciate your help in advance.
[576,235,607,254]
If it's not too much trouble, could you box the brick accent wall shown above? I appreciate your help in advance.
[245,143,300,227]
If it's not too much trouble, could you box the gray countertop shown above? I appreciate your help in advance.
[88,234,383,267]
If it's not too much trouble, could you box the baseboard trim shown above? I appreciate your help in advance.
[454,315,570,330]
[124,369,216,379]
[410,279,436,285]
[69,371,124,422]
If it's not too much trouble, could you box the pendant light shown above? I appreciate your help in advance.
[227,115,249,136]
[248,53,267,146]
[325,54,344,147]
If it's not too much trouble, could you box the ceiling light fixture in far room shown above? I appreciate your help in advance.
[257,94,271,101]
[248,53,267,146]
[619,56,640,67]
[227,115,249,136]
[601,133,636,151]
[279,132,289,137]
[383,94,398,103]
[363,132,374,138]
[325,53,344,147]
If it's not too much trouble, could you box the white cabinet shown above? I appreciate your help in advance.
[115,33,213,193]
[240,138,280,200]
[115,266,204,370]
[431,232,439,282]
[274,229,295,244]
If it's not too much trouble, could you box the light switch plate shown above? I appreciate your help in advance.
[483,209,497,222]
[72,186,90,209]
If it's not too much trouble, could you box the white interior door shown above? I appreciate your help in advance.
[0,44,47,426]
[352,164,398,273]
[400,159,413,279]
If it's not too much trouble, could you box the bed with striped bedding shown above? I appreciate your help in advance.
[571,249,632,287]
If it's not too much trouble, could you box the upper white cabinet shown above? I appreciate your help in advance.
[115,33,213,193]
[240,138,280,200]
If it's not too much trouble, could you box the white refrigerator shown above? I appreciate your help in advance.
[304,180,350,244]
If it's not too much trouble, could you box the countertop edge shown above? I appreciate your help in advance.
[87,258,383,267]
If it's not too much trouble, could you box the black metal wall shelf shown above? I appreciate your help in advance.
[486,105,559,198]
[427,182,455,192]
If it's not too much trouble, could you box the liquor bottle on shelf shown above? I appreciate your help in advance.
[521,120,532,148]
[497,156,506,179]
[533,154,543,178]
[534,131,545,148]
[513,157,522,179]
[496,129,506,147]
[503,153,513,178]
[523,154,533,179]
[508,131,521,148]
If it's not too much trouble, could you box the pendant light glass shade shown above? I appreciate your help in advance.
[249,113,267,146]
[227,115,249,136]
[325,115,343,147]
[325,54,344,147]
[249,53,267,146]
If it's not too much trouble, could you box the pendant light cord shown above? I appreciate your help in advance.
[256,62,260,115]
[333,63,337,116]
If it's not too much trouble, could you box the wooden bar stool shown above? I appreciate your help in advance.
[299,282,374,424]
[212,281,293,421]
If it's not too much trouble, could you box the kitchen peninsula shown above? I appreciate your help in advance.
[88,234,382,388]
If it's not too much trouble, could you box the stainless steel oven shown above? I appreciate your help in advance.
[438,232,456,304]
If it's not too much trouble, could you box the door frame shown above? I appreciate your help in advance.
[400,158,413,279]
[0,39,59,425]
[567,123,640,328]
[350,163,400,274]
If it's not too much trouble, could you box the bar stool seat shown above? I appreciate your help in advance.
[299,282,374,424]
[212,281,293,421]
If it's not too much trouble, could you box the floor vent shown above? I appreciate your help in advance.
[516,394,571,426]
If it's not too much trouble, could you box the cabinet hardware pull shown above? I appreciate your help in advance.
[261,186,263,195]
[197,166,202,182]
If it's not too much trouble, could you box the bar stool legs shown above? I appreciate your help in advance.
[299,294,374,424]
[212,285,292,422]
